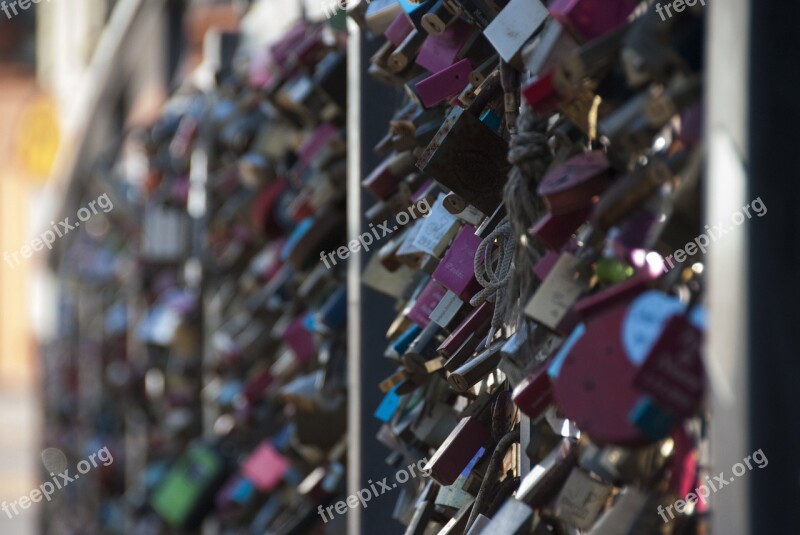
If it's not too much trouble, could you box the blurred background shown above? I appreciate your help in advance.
[0,2,335,534]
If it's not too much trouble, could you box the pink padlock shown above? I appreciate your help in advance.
[416,19,475,74]
[432,225,483,300]
[408,280,448,327]
[549,0,637,42]
[415,59,473,109]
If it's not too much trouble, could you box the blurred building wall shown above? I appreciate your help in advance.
[36,0,107,129]
[0,65,44,535]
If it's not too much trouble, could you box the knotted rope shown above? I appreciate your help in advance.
[501,104,552,327]
[470,217,514,348]
[468,106,554,349]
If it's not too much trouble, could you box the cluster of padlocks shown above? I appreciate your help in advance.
[356,0,706,532]
[44,0,709,533]
[46,18,354,534]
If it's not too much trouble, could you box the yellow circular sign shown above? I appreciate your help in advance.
[15,96,60,182]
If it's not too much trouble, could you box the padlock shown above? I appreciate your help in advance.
[315,285,348,332]
[549,0,637,43]
[521,70,562,116]
[469,54,500,88]
[530,206,593,251]
[270,22,311,70]
[417,106,511,215]
[242,441,291,493]
[365,189,414,224]
[449,0,508,29]
[399,0,439,31]
[447,340,506,393]
[403,322,448,374]
[431,224,483,300]
[425,415,492,485]
[537,150,611,215]
[621,2,704,88]
[408,279,449,327]
[438,501,474,534]
[435,471,478,511]
[512,364,554,421]
[421,0,462,36]
[412,401,461,447]
[371,41,412,85]
[549,467,613,529]
[586,486,646,533]
[405,491,439,535]
[150,443,231,529]
[482,498,535,534]
[518,438,579,507]
[292,395,348,450]
[650,145,703,258]
[394,222,433,269]
[409,193,461,258]
[550,289,701,447]
[632,313,705,418]
[362,151,417,200]
[482,0,549,68]
[416,19,479,73]
[553,23,631,96]
[521,18,580,79]
[524,252,590,332]
[390,29,429,73]
[270,74,326,126]
[385,11,415,46]
[596,90,659,155]
[215,475,257,516]
[291,123,344,177]
[415,58,474,108]
[437,300,493,359]
[364,0,405,35]
[428,289,467,328]
[443,331,484,372]
[386,105,448,152]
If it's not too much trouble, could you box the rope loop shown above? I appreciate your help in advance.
[470,218,514,346]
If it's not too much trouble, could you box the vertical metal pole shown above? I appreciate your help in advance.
[706,0,751,531]
[346,18,365,535]
[347,16,408,535]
